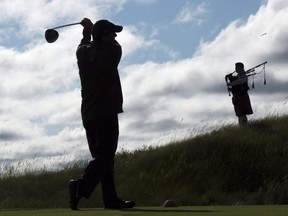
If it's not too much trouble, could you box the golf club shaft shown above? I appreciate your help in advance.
[52,22,81,30]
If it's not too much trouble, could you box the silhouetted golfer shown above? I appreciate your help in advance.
[68,18,135,210]
[226,62,253,125]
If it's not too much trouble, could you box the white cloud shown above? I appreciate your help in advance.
[0,116,44,141]
[174,2,209,25]
[118,26,157,58]
[118,25,179,61]
[58,127,85,142]
[0,0,127,44]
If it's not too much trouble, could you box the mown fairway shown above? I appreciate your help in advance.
[1,206,288,216]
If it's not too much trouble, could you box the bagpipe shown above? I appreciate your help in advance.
[225,61,267,96]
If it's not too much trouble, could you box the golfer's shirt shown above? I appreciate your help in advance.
[77,40,123,122]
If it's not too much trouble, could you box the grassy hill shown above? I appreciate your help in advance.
[1,115,288,208]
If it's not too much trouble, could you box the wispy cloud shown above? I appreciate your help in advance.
[174,2,209,25]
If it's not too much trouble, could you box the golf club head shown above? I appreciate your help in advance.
[45,29,59,43]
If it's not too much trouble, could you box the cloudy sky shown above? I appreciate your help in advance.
[1,0,288,172]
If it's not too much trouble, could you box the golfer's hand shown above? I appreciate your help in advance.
[81,18,93,29]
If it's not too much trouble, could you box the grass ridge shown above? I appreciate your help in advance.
[1,115,288,208]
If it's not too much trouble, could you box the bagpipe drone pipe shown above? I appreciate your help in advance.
[225,61,267,96]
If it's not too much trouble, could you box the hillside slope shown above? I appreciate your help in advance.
[114,115,288,206]
[1,115,288,208]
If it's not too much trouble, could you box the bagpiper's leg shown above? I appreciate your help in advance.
[238,115,248,126]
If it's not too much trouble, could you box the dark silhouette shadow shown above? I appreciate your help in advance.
[119,208,218,213]
[79,207,218,213]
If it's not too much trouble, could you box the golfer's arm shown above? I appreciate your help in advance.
[79,27,92,45]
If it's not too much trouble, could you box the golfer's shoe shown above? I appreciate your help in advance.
[104,199,135,209]
[68,179,80,210]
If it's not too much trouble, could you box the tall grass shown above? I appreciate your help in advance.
[1,115,288,208]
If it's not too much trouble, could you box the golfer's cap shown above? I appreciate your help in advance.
[92,19,123,38]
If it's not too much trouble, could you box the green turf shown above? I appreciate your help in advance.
[1,206,288,216]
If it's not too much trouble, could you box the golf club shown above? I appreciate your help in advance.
[45,22,81,43]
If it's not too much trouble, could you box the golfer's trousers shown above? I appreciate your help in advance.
[78,115,119,203]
